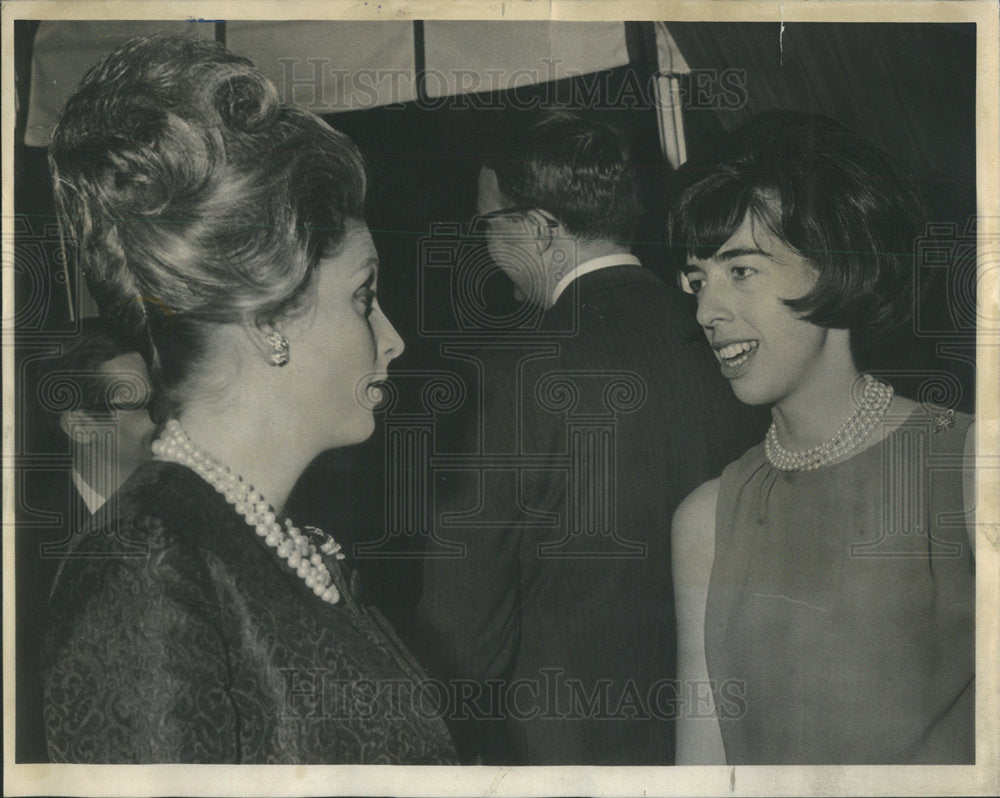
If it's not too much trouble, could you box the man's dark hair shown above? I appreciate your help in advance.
[485,109,642,244]
[668,111,926,355]
[49,316,148,417]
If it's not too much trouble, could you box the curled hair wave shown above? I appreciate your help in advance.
[50,34,367,407]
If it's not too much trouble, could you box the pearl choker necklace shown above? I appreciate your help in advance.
[764,374,894,472]
[151,419,344,605]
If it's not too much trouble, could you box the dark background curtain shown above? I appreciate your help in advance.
[669,22,976,221]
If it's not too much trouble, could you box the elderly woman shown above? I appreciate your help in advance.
[43,34,456,764]
[669,112,974,764]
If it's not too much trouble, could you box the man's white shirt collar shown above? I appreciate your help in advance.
[550,254,641,306]
[71,469,106,515]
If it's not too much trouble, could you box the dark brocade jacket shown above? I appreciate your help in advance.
[42,460,457,764]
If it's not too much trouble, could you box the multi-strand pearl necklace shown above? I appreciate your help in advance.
[151,418,344,605]
[765,374,894,472]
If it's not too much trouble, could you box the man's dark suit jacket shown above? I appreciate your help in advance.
[414,264,767,765]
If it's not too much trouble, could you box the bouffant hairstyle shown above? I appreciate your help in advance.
[485,109,642,244]
[668,111,926,356]
[49,34,367,409]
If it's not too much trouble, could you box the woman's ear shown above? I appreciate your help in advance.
[245,319,289,367]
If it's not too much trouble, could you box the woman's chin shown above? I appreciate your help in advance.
[316,414,376,451]
[729,379,774,407]
[350,414,377,445]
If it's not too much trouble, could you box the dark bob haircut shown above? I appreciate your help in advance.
[49,34,367,408]
[668,111,926,352]
[485,109,642,244]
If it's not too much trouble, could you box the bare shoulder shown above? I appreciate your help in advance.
[673,478,721,540]
[672,478,721,586]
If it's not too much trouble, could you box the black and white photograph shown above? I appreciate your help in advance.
[3,2,998,796]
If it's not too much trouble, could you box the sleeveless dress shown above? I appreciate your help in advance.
[705,406,974,764]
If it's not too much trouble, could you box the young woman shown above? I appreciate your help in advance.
[669,112,975,765]
[42,34,456,764]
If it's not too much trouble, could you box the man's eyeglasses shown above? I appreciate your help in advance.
[79,377,153,415]
[465,207,560,238]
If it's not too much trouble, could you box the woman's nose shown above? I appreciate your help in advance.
[374,303,405,362]
[695,282,733,328]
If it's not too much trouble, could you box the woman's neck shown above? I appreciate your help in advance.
[177,398,312,514]
[770,357,864,452]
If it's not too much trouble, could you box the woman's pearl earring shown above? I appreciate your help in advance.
[265,329,289,367]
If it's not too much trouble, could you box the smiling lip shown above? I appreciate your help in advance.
[712,340,758,380]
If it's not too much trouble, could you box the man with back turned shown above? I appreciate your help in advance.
[414,110,764,764]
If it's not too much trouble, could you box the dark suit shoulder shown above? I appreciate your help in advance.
[547,265,702,341]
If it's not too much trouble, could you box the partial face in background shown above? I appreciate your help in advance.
[283,221,405,449]
[476,166,548,305]
[101,352,157,480]
[681,211,838,408]
[64,351,156,500]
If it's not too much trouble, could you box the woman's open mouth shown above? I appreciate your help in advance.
[714,340,758,379]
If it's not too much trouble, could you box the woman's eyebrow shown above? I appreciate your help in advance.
[713,246,772,261]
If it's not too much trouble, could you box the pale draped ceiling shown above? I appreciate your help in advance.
[22,20,974,207]
[24,20,629,146]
